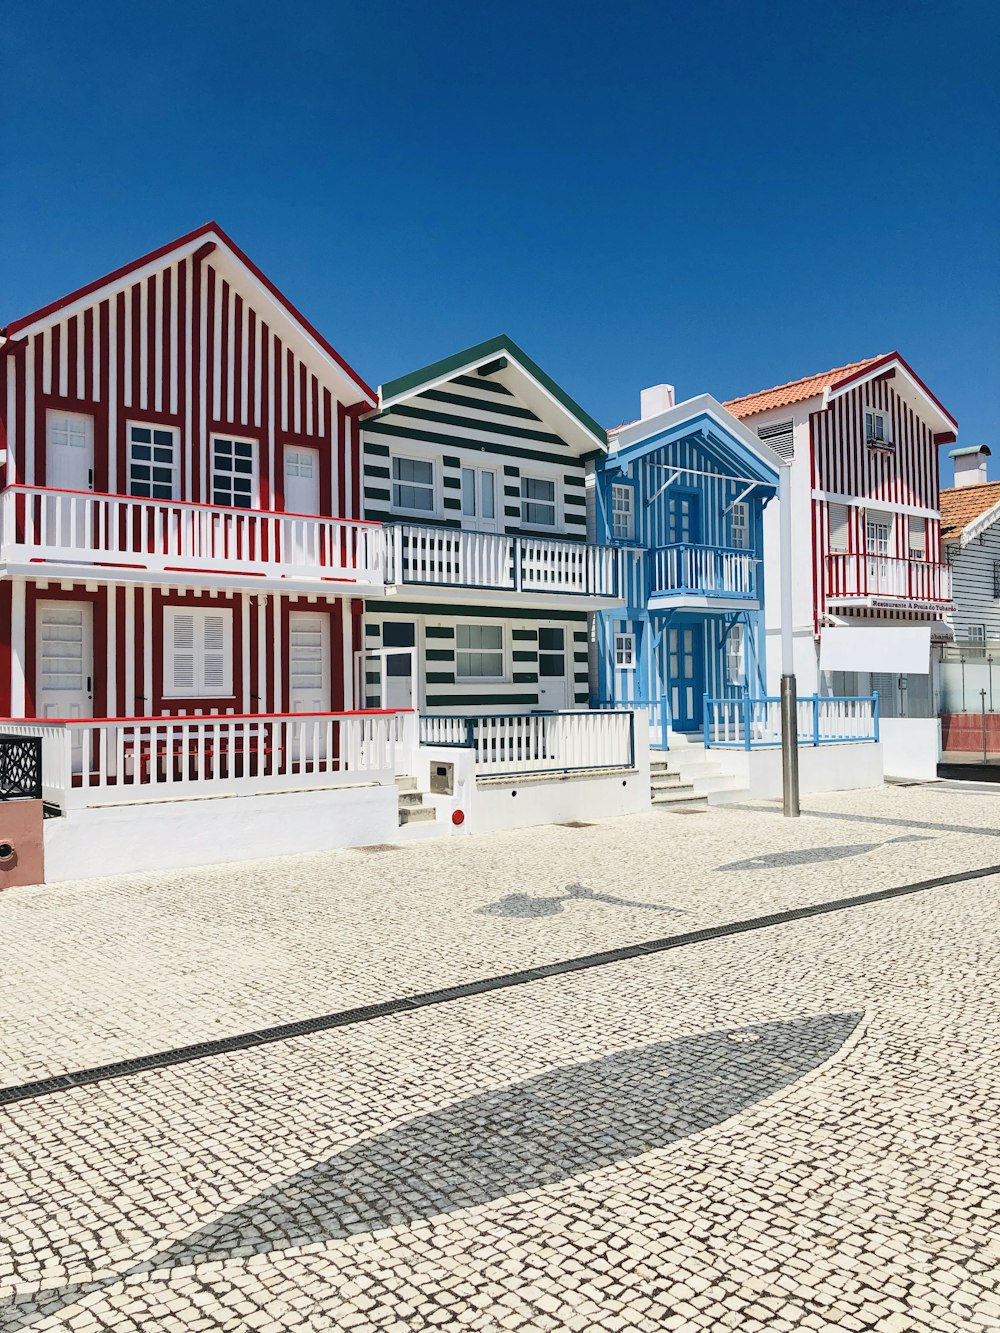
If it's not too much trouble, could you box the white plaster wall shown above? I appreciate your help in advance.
[878,718,941,782]
[44,784,398,883]
[472,769,650,834]
[708,742,883,801]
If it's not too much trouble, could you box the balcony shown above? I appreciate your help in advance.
[648,542,758,606]
[0,485,386,592]
[825,553,952,608]
[384,523,633,607]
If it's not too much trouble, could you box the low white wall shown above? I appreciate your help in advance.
[878,718,941,782]
[44,783,398,883]
[472,768,650,833]
[709,741,884,801]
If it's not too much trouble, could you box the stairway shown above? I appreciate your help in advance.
[649,736,744,807]
[396,775,436,826]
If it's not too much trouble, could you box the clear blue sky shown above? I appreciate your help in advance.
[4,2,998,477]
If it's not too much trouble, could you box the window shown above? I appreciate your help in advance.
[828,502,850,553]
[538,626,566,678]
[456,623,503,679]
[908,517,926,561]
[866,511,891,556]
[212,436,256,508]
[129,424,177,499]
[611,484,635,541]
[163,607,233,697]
[520,476,557,528]
[730,502,749,550]
[392,456,435,512]
[47,412,92,454]
[461,467,497,523]
[726,624,745,686]
[865,408,891,446]
[966,625,987,659]
[614,632,636,670]
[285,449,315,480]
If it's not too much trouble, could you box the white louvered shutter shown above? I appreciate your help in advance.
[202,614,228,694]
[170,613,196,694]
[165,608,233,696]
[828,503,850,553]
[757,419,794,461]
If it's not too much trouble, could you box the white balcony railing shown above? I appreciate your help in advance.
[419,709,635,776]
[0,485,386,586]
[650,543,757,599]
[825,553,952,603]
[385,524,629,598]
[0,710,413,811]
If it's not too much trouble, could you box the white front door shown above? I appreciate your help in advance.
[288,612,330,712]
[461,466,500,533]
[37,601,93,775]
[284,446,320,515]
[537,625,570,710]
[382,621,417,710]
[46,411,94,492]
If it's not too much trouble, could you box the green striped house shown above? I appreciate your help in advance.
[359,336,627,715]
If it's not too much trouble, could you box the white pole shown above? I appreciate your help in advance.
[778,463,800,816]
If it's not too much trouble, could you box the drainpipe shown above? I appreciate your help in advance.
[778,462,800,816]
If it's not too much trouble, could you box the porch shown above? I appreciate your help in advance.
[648,542,758,605]
[702,694,880,748]
[0,485,386,592]
[418,709,636,778]
[825,553,952,608]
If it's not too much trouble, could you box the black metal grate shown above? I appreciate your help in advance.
[0,737,42,801]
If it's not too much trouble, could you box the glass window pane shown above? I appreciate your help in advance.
[131,427,151,444]
[538,628,563,651]
[482,473,495,519]
[539,653,564,676]
[462,469,476,516]
[383,622,416,648]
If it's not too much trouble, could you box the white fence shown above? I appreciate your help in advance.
[650,543,757,598]
[703,695,879,748]
[386,524,628,598]
[826,553,952,603]
[420,709,635,776]
[0,485,386,585]
[0,711,413,811]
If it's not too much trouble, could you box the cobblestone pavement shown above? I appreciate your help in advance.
[1,785,999,1330]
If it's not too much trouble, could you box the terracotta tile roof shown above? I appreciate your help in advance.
[724,357,886,420]
[939,482,1000,540]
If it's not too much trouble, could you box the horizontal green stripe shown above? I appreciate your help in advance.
[365,624,380,637]
[514,672,538,683]
[513,650,537,662]
[385,403,567,447]
[504,505,520,518]
[575,672,589,684]
[425,625,455,639]
[364,464,390,480]
[574,652,589,664]
[504,485,520,498]
[427,671,455,684]
[443,454,462,468]
[564,493,586,507]
[378,601,586,622]
[426,691,538,707]
[453,373,512,396]
[564,474,586,487]
[364,486,390,501]
[426,648,455,661]
[443,476,461,489]
[443,497,461,510]
[420,387,540,422]
[573,631,588,642]
[512,628,538,640]
[363,441,390,457]
[504,464,520,476]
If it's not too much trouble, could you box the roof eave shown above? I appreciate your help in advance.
[824,353,957,435]
[607,394,784,482]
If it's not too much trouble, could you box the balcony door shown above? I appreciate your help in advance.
[667,624,704,732]
[461,466,500,533]
[866,511,892,593]
[46,411,94,492]
[284,447,320,515]
[668,491,701,546]
[289,612,330,713]
[36,600,93,776]
[538,626,570,710]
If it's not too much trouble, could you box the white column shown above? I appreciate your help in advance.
[10,580,26,716]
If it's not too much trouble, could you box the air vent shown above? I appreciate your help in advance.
[757,418,794,461]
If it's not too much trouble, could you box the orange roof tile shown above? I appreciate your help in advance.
[939,482,1000,540]
[724,357,886,420]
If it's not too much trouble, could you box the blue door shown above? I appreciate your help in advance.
[667,624,704,731]
[668,491,701,545]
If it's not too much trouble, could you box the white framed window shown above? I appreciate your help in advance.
[726,624,745,686]
[908,517,926,561]
[163,606,233,697]
[967,625,986,643]
[47,411,93,455]
[611,484,635,541]
[614,631,636,670]
[392,456,435,513]
[211,436,256,508]
[828,502,851,553]
[455,623,504,680]
[128,423,177,500]
[730,501,749,550]
[520,475,557,528]
[865,407,891,446]
[866,510,892,557]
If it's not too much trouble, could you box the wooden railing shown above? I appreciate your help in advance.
[650,543,757,599]
[419,709,635,775]
[825,553,952,603]
[385,524,629,598]
[0,710,413,811]
[0,485,386,585]
[703,694,879,749]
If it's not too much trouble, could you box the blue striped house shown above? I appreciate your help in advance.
[593,390,784,746]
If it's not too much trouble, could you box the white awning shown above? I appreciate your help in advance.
[820,625,931,675]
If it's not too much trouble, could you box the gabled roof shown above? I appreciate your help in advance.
[1,221,376,406]
[376,335,607,454]
[940,482,1000,546]
[602,393,783,486]
[724,352,958,440]
[724,358,885,419]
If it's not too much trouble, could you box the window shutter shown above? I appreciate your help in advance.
[202,614,228,693]
[757,419,794,461]
[828,503,850,553]
[171,613,196,693]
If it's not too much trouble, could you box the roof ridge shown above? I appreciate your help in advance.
[724,356,885,406]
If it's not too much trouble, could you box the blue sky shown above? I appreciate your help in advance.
[4,1,998,477]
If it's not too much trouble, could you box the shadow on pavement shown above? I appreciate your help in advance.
[7,1011,863,1329]
[716,833,933,872]
[476,881,687,918]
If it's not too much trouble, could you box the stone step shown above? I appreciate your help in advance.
[398,803,436,825]
[690,773,739,796]
[651,784,704,805]
[397,790,427,807]
[650,771,687,790]
[395,774,418,793]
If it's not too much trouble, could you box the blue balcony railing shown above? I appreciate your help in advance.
[649,542,757,600]
[703,694,880,749]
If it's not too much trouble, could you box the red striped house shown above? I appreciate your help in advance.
[0,223,382,725]
[726,353,958,732]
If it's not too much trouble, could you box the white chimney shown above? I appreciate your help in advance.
[640,384,675,419]
[950,444,991,488]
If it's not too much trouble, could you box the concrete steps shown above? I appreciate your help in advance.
[396,776,437,826]
[649,739,747,806]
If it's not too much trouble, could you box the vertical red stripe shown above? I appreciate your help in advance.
[33,334,45,486]
[265,596,276,712]
[0,580,11,714]
[220,279,230,425]
[24,585,37,716]
[260,321,271,509]
[14,335,26,473]
[247,307,256,433]
[50,323,61,402]
[331,598,344,710]
[336,400,347,520]
[162,265,173,419]
[83,308,95,401]
[145,275,156,412]
[67,316,79,399]
[233,294,244,425]
[351,411,361,519]
[192,262,204,501]
[115,586,127,715]
[134,588,146,713]
[116,292,128,488]
[176,261,186,499]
